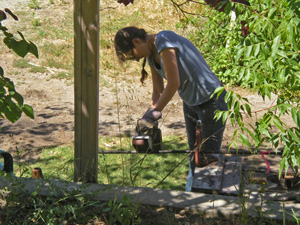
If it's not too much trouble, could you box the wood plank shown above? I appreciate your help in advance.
[220,155,242,195]
[242,154,282,174]
[241,154,288,192]
[192,154,225,193]
[74,0,99,183]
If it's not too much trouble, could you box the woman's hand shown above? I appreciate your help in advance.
[141,108,162,122]
[138,108,162,132]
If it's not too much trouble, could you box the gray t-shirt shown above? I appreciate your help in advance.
[148,30,221,106]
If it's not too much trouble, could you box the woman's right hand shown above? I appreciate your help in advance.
[137,108,162,132]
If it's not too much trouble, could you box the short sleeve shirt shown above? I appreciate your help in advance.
[147,31,222,106]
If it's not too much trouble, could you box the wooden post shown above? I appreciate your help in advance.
[74,0,99,183]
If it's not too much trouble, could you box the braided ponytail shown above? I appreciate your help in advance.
[140,57,148,85]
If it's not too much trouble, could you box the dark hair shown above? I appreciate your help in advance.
[114,26,149,85]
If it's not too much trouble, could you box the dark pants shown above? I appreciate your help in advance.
[184,90,228,192]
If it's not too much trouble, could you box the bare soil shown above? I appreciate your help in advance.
[0,0,293,162]
[0,55,288,160]
[0,54,281,160]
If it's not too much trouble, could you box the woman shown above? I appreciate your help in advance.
[114,26,228,191]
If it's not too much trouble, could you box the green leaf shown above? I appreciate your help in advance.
[244,69,251,83]
[229,140,239,153]
[245,45,253,58]
[297,110,300,128]
[214,110,223,122]
[22,104,34,119]
[222,110,229,124]
[287,22,298,51]
[29,41,39,58]
[253,44,260,57]
[224,90,233,103]
[234,100,240,115]
[3,36,13,49]
[235,48,244,63]
[291,17,300,25]
[291,108,298,127]
[276,50,287,58]
[279,157,287,178]
[3,31,13,38]
[268,7,277,19]
[229,112,235,126]
[0,66,3,77]
[11,91,24,105]
[227,93,236,109]
[224,2,233,14]
[261,43,270,58]
[238,67,245,83]
[238,133,251,148]
[267,57,274,70]
[277,68,286,83]
[11,40,30,58]
[295,129,300,142]
[273,117,285,132]
[244,103,251,117]
[288,128,300,143]
[3,104,22,123]
[271,35,281,58]
[212,86,225,98]
[0,26,7,31]
[17,31,25,40]
[244,127,256,142]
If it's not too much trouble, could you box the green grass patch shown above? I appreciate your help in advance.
[15,136,189,191]
[16,145,75,181]
[13,59,47,73]
[13,59,31,69]
[28,0,41,10]
[9,3,74,79]
[29,65,47,73]
[52,71,73,79]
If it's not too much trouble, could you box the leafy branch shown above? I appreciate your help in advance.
[0,8,38,128]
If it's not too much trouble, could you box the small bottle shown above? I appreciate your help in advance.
[32,167,44,178]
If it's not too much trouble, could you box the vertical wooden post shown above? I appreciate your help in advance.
[74,0,99,183]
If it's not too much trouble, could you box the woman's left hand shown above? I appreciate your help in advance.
[141,108,162,122]
[137,108,162,132]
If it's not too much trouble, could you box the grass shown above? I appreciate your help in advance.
[1,1,74,78]
[0,185,119,224]
[13,58,47,73]
[14,135,189,191]
[28,0,41,10]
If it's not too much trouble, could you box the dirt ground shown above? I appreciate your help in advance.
[0,54,281,160]
[0,0,292,162]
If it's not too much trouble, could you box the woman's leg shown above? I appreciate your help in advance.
[184,90,228,192]
[198,91,227,154]
[183,102,197,192]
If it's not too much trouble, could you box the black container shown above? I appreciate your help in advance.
[132,127,162,153]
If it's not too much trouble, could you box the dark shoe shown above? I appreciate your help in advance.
[197,154,218,168]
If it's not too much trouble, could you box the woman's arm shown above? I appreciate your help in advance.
[150,65,164,106]
[152,48,180,111]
